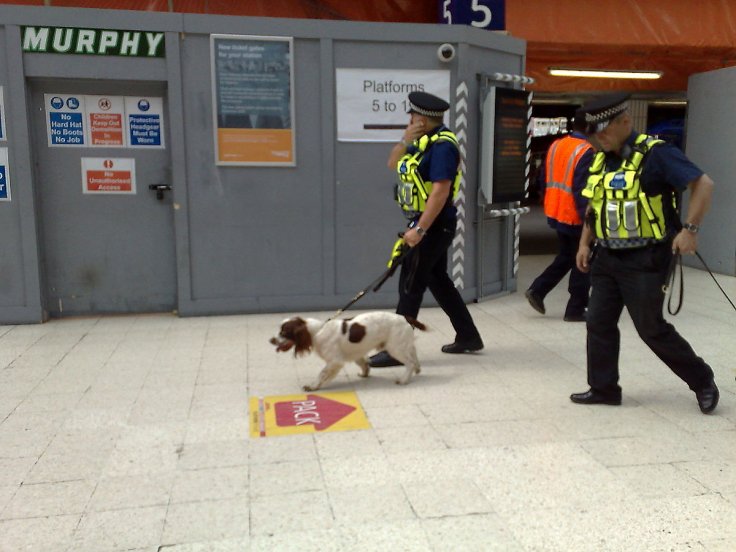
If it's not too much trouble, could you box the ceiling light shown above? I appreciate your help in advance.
[549,67,663,80]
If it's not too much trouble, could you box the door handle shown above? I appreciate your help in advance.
[148,184,172,200]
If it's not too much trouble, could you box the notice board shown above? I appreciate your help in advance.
[211,34,295,166]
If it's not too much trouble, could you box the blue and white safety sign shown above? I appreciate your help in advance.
[0,87,6,141]
[45,94,86,146]
[125,97,165,148]
[0,147,10,201]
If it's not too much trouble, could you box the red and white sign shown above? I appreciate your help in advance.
[86,95,125,147]
[81,157,136,194]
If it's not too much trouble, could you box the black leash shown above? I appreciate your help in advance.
[323,239,409,324]
[665,251,736,315]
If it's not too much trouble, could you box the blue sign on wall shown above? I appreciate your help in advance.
[128,114,161,146]
[0,165,8,200]
[49,111,85,145]
[439,0,505,30]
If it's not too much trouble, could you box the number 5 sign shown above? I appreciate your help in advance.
[440,0,505,30]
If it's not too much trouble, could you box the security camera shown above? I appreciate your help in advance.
[437,43,456,63]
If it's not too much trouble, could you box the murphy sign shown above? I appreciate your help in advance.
[22,26,165,58]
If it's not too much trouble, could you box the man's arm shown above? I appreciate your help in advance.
[671,173,714,254]
[576,207,595,272]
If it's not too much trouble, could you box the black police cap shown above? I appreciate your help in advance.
[581,92,631,134]
[407,91,450,117]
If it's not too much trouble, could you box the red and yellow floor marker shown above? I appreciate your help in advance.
[249,391,371,438]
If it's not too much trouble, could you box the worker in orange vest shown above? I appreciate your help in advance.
[526,109,594,321]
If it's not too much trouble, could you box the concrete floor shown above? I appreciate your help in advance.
[1,253,735,551]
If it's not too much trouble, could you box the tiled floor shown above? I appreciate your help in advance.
[1,254,735,551]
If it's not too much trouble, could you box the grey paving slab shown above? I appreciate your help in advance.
[0,254,734,551]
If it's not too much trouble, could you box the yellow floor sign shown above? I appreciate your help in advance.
[249,391,371,437]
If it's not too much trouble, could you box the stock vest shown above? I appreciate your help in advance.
[582,133,668,246]
[395,130,462,218]
[543,134,593,225]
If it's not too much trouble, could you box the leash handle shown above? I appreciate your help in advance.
[664,252,684,315]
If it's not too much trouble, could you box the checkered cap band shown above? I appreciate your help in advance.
[585,101,629,123]
[409,101,445,118]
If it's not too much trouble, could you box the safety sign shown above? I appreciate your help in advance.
[45,94,165,149]
[249,391,371,438]
[126,97,164,148]
[0,148,10,201]
[81,157,136,194]
[87,95,125,147]
[0,87,6,141]
[46,94,86,146]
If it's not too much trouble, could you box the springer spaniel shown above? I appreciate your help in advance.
[270,311,426,391]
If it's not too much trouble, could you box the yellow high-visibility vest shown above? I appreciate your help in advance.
[582,133,670,243]
[395,130,462,218]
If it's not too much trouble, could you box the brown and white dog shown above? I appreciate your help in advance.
[270,312,427,391]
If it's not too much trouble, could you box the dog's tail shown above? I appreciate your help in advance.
[404,316,427,331]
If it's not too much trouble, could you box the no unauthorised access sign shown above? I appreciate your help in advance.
[249,391,371,438]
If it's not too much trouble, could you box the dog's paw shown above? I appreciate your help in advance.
[395,378,410,385]
[357,369,370,378]
[302,384,315,392]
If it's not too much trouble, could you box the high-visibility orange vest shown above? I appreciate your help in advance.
[543,135,593,225]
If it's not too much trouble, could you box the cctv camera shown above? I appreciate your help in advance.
[437,43,456,63]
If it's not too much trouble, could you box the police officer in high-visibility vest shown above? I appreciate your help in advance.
[571,92,719,414]
[525,109,593,322]
[369,91,483,367]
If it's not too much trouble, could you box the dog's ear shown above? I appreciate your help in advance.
[292,322,313,357]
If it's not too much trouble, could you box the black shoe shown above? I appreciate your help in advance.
[563,311,586,322]
[368,351,403,368]
[695,380,719,414]
[525,289,545,315]
[441,337,484,354]
[570,389,621,405]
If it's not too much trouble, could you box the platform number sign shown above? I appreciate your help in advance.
[440,0,505,30]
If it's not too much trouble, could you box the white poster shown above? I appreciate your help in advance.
[336,69,451,142]
[0,147,10,201]
[86,95,126,147]
[125,97,165,148]
[0,87,6,141]
[81,157,136,194]
[45,94,87,146]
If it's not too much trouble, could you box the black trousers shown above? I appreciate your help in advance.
[396,217,481,343]
[586,243,713,395]
[529,229,590,316]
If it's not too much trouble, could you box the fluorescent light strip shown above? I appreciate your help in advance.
[549,68,662,80]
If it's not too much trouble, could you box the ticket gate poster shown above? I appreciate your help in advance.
[249,391,371,437]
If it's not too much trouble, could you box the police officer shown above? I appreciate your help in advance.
[369,91,483,367]
[571,92,719,414]
[526,109,593,322]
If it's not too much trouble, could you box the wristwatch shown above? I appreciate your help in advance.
[683,222,700,234]
[415,225,426,237]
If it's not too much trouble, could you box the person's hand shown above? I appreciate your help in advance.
[402,119,425,144]
[576,244,591,273]
[672,229,697,255]
[403,227,423,247]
